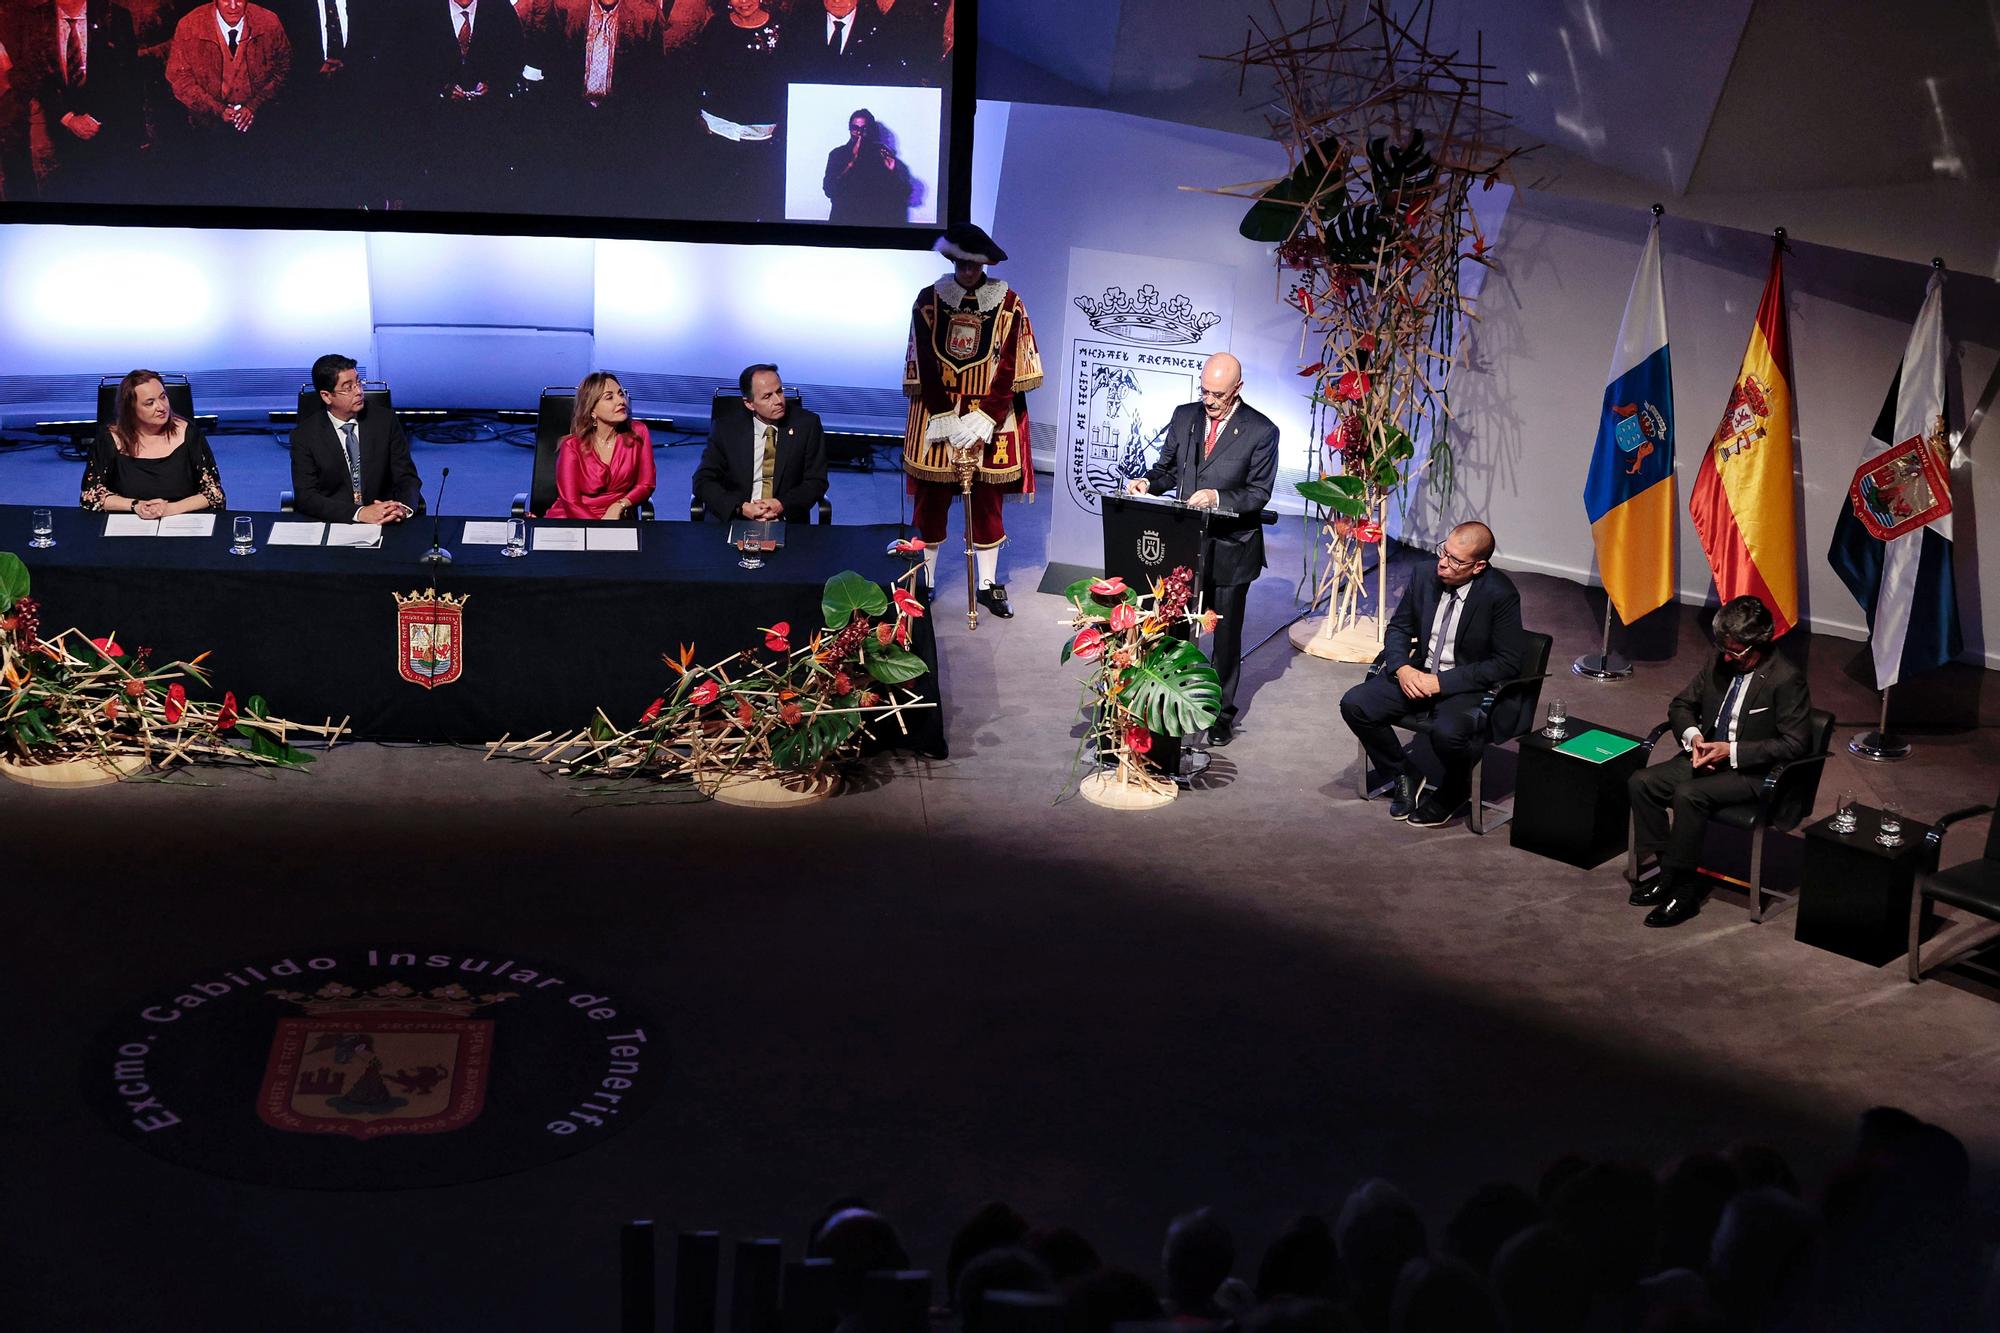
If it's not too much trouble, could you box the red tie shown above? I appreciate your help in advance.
[1203,415,1222,459]
[457,10,472,58]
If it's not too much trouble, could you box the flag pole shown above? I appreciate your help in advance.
[1849,685,1912,761]
[1572,599,1633,679]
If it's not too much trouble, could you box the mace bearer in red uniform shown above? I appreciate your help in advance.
[901,223,1043,621]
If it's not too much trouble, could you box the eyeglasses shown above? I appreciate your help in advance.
[1433,541,1480,571]
[1717,640,1756,662]
[1198,384,1240,401]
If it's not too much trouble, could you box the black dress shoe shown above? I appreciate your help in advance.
[1629,875,1672,907]
[1644,894,1703,928]
[1388,773,1423,820]
[975,583,1013,618]
[1406,795,1460,828]
[1208,722,1234,747]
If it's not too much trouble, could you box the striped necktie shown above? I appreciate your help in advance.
[341,421,363,505]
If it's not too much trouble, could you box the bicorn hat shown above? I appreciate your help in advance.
[935,223,1007,266]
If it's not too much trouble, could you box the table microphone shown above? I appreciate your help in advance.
[421,466,452,564]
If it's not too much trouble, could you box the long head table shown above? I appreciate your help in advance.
[8,506,946,752]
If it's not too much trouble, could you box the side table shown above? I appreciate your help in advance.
[1795,806,1936,966]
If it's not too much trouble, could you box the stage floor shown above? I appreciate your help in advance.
[5,435,1999,1329]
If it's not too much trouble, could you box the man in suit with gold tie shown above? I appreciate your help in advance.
[692,363,830,525]
[1127,351,1279,746]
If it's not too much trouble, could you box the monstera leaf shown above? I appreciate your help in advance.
[1119,641,1222,737]
[1239,138,1346,242]
[1296,476,1369,518]
[1367,130,1438,199]
[1321,201,1391,267]
[770,708,861,770]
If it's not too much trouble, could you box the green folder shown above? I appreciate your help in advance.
[1553,728,1640,763]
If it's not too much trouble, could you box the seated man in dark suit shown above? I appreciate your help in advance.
[1339,521,1525,827]
[1127,351,1278,746]
[14,0,142,202]
[288,352,422,524]
[692,363,829,525]
[1628,595,1814,928]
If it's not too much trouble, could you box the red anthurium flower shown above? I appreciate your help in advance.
[689,681,720,707]
[1335,369,1370,401]
[1297,360,1325,377]
[91,636,124,658]
[1355,520,1384,544]
[1071,627,1105,662]
[894,620,910,648]
[1123,726,1153,755]
[639,697,666,725]
[891,587,925,618]
[215,691,238,730]
[891,538,927,553]
[1088,576,1126,599]
[1109,604,1139,633]
[1356,333,1378,353]
[763,622,791,653]
[163,683,186,725]
[779,701,803,726]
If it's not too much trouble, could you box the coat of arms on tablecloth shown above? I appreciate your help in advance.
[258,982,514,1140]
[393,590,467,686]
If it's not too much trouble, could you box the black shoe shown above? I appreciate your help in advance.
[1208,721,1234,747]
[1629,879,1671,908]
[1406,795,1461,828]
[975,583,1013,618]
[1388,773,1423,820]
[1643,894,1703,928]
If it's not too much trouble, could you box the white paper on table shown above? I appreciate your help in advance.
[103,514,160,536]
[586,527,640,552]
[532,527,587,552]
[267,522,327,546]
[326,523,384,548]
[158,513,216,537]
[461,520,514,545]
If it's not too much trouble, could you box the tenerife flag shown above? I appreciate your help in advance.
[1827,270,1961,689]
[1691,243,1800,636]
[1583,220,1675,623]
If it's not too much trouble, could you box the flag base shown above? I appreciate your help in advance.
[1571,651,1633,680]
[1848,730,1912,762]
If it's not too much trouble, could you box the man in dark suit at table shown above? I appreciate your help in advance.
[289,353,422,524]
[1126,351,1278,747]
[692,363,829,525]
[1627,594,1814,928]
[1339,520,1526,826]
[275,0,387,202]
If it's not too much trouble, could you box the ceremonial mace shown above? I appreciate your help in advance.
[949,439,981,631]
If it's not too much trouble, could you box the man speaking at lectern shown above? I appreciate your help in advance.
[1126,352,1277,746]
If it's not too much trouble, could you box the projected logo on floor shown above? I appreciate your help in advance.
[87,947,664,1189]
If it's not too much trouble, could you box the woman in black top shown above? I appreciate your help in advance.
[80,369,226,517]
[694,0,785,220]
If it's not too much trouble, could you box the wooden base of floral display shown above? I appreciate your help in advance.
[1080,764,1177,811]
[1288,614,1384,663]
[710,769,841,807]
[0,752,150,788]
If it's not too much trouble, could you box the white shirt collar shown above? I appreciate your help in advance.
[215,8,246,40]
[450,0,479,27]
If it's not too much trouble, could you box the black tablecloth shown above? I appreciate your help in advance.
[9,506,945,752]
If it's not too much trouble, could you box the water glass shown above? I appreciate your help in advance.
[502,517,528,558]
[1542,696,1569,740]
[1875,800,1904,848]
[29,507,54,549]
[1830,790,1858,834]
[229,515,256,556]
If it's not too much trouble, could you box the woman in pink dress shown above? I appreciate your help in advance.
[545,371,657,519]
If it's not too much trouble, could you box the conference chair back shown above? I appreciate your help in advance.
[97,374,195,428]
[1488,630,1554,743]
[294,382,395,427]
[528,389,576,519]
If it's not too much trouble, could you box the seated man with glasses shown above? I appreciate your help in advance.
[1338,520,1524,827]
[1627,594,1813,928]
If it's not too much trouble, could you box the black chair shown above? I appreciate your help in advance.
[1353,629,1553,836]
[693,388,834,524]
[96,374,197,429]
[1908,792,2000,983]
[511,388,657,521]
[278,381,423,514]
[1625,707,1836,923]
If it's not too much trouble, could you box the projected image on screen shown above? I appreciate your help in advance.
[0,0,962,228]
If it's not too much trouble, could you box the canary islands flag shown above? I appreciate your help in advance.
[1583,220,1675,623]
[1826,270,1961,689]
[1690,243,1799,636]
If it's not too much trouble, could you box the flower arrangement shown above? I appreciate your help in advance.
[486,568,934,796]
[0,552,342,778]
[1058,567,1221,803]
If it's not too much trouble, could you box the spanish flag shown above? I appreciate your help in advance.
[1690,241,1800,636]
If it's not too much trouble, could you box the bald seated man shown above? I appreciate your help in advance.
[1128,352,1279,745]
[1339,520,1526,826]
